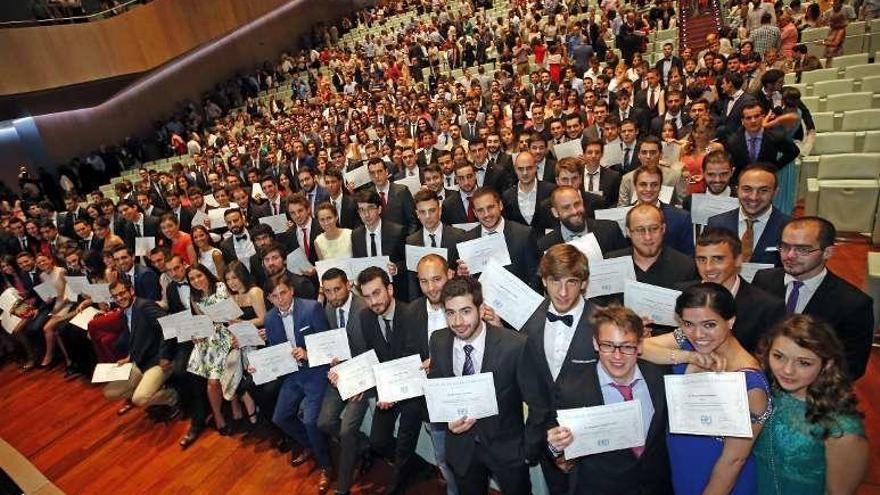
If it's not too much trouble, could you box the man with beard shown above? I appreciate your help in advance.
[260,241,317,301]
[219,208,258,266]
[537,186,627,256]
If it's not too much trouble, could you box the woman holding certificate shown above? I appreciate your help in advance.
[641,283,771,494]
[754,315,868,494]
[186,264,238,435]
[313,202,353,260]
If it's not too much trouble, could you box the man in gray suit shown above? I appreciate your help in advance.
[317,268,371,495]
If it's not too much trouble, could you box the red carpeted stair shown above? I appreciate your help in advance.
[679,0,724,52]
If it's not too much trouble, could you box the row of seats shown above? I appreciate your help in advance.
[785,61,880,85]
[803,152,880,240]
[790,74,880,97]
[812,109,880,132]
[802,91,880,113]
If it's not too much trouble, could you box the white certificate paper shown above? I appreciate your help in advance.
[423,372,499,422]
[91,363,133,383]
[623,280,681,326]
[259,214,290,234]
[207,207,231,230]
[345,165,372,189]
[34,281,57,302]
[480,260,543,330]
[556,400,645,460]
[249,343,300,385]
[567,232,603,263]
[70,307,101,330]
[373,354,426,403]
[65,276,89,296]
[176,315,215,342]
[456,233,511,274]
[553,139,583,159]
[228,321,265,347]
[304,328,352,367]
[82,283,111,303]
[157,310,191,340]
[659,185,674,204]
[665,372,753,438]
[1,311,22,334]
[405,244,448,272]
[331,349,380,400]
[739,263,774,283]
[0,288,20,312]
[690,194,740,225]
[451,222,479,232]
[134,236,156,257]
[587,256,637,298]
[286,247,314,275]
[396,174,422,195]
[594,206,632,234]
[201,297,243,323]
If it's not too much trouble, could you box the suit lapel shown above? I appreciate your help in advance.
[803,272,835,314]
[557,303,597,380]
[480,326,500,374]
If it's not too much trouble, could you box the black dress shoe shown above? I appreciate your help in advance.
[290,450,312,467]
[63,366,83,380]
[179,427,202,449]
[357,450,375,478]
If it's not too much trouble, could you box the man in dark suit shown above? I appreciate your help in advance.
[461,108,483,142]
[792,43,822,83]
[317,269,372,495]
[613,93,649,142]
[547,306,673,494]
[392,146,425,183]
[5,217,37,256]
[708,163,790,266]
[218,208,260,267]
[470,139,516,194]
[102,279,179,416]
[486,133,515,188]
[352,190,407,297]
[714,71,758,139]
[519,245,599,492]
[117,199,161,253]
[682,150,736,212]
[162,256,209,449]
[324,167,361,230]
[297,167,330,214]
[59,194,87,239]
[429,276,530,495]
[260,242,317,300]
[230,186,270,228]
[527,133,558,183]
[135,191,167,219]
[441,163,480,226]
[649,90,691,138]
[260,176,288,218]
[165,190,195,233]
[582,138,621,208]
[537,186,628,255]
[724,103,799,185]
[280,193,324,266]
[354,267,416,489]
[367,158,417,234]
[501,151,556,230]
[407,190,466,300]
[284,140,318,186]
[654,42,683,85]
[752,217,874,380]
[458,188,541,290]
[692,228,785,352]
[262,272,332,493]
[112,244,161,301]
[629,165,694,255]
[72,219,105,264]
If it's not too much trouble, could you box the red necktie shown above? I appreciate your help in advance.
[466,196,476,222]
[609,382,645,458]
[379,191,387,209]
[301,228,310,259]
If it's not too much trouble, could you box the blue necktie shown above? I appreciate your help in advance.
[338,308,346,327]
[786,281,804,314]
[462,344,475,376]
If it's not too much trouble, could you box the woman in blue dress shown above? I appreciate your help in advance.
[764,86,812,215]
[754,314,868,494]
[641,283,772,494]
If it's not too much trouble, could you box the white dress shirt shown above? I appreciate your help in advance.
[423,224,444,247]
[481,217,505,237]
[785,268,827,313]
[453,322,487,376]
[426,299,447,335]
[233,232,256,262]
[517,182,538,225]
[544,297,586,381]
[365,219,383,256]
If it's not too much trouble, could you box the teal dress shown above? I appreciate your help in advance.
[754,390,865,494]
[772,109,801,215]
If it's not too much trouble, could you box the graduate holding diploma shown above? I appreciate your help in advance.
[428,276,531,495]
[640,283,772,495]
[545,305,673,495]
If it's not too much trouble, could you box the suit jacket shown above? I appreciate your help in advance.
[461,122,482,142]
[752,267,874,379]
[358,299,412,363]
[165,279,192,314]
[332,194,362,230]
[325,294,369,357]
[264,297,330,378]
[441,192,473,226]
[568,361,673,495]
[126,297,172,370]
[538,155,557,183]
[715,92,758,138]
[724,128,800,184]
[649,112,693,138]
[428,325,527,476]
[170,206,196,233]
[520,300,599,462]
[654,55,684,83]
[585,167,622,208]
[239,200,271,228]
[405,225,466,300]
[371,183,417,234]
[661,203,694,256]
[537,220,629,255]
[352,220,408,296]
[707,207,789,265]
[462,220,541,289]
[501,181,556,227]
[131,265,162,301]
[482,155,517,195]
[279,218,324,264]
[121,215,161,253]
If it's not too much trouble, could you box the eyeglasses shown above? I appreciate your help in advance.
[597,342,639,355]
[777,243,823,256]
[110,291,129,300]
[630,224,662,236]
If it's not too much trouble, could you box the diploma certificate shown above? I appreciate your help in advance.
[228,322,265,347]
[91,363,133,383]
[739,262,774,283]
[623,280,681,326]
[248,343,300,385]
[373,354,426,403]
[304,328,352,367]
[405,244,448,272]
[594,206,632,234]
[690,194,740,225]
[556,400,645,460]
[331,349,380,400]
[259,214,290,234]
[665,372,753,438]
[423,372,499,422]
[479,260,543,330]
[456,234,511,274]
[586,256,637,298]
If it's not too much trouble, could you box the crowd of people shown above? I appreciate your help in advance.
[2,0,877,493]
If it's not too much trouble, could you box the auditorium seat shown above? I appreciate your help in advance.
[842,109,880,131]
[812,78,854,97]
[860,75,880,94]
[866,252,880,323]
[801,95,822,112]
[843,34,868,55]
[802,67,840,85]
[845,63,880,80]
[801,26,829,43]
[812,131,858,154]
[811,112,836,132]
[826,92,874,112]
[787,82,810,96]
[864,131,880,152]
[827,53,869,68]
[816,179,880,233]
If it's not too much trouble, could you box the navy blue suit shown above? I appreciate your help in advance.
[264,298,332,468]
[130,265,161,301]
[660,203,694,256]
[707,207,789,266]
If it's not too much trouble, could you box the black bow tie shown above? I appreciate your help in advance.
[547,312,574,326]
[235,235,248,242]
[474,166,485,172]
[178,281,189,287]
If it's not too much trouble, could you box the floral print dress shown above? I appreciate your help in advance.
[187,283,234,380]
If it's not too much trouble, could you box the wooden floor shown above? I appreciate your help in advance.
[0,239,879,494]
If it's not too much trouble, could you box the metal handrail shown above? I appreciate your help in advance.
[0,0,151,28]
